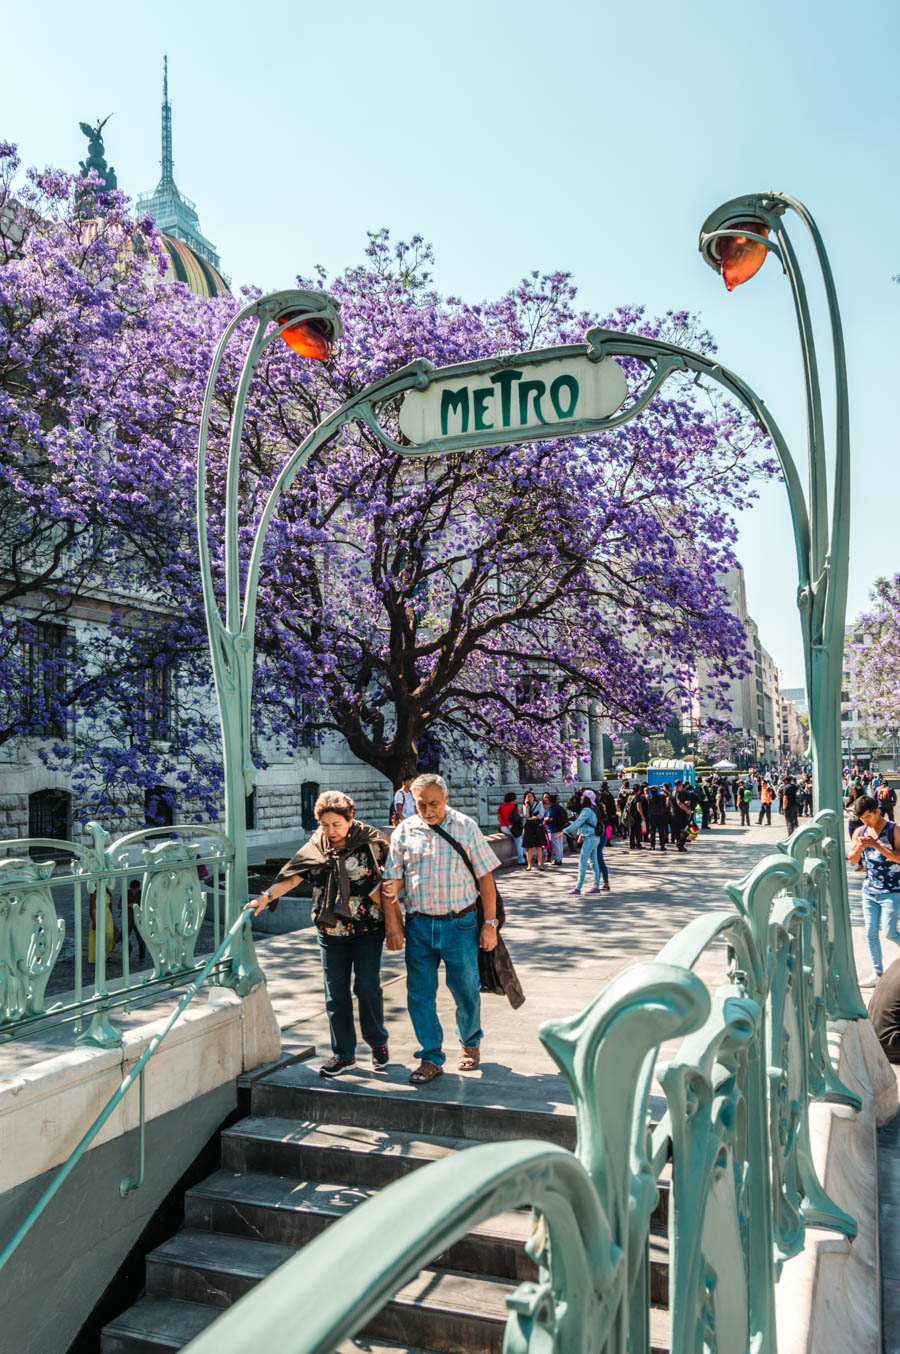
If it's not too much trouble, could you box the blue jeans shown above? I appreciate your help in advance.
[405,910,483,1066]
[500,824,525,864]
[861,889,900,973]
[576,836,608,889]
[317,930,387,1060]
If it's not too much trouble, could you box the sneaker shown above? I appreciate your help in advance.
[319,1055,356,1078]
[371,1045,389,1071]
[586,888,602,894]
[601,884,611,892]
[859,971,882,988]
[567,888,581,895]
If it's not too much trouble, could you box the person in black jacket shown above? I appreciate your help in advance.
[599,782,618,839]
[668,781,691,853]
[647,786,668,851]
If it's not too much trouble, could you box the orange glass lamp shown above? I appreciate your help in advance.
[699,202,776,292]
[715,220,771,291]
[278,312,334,361]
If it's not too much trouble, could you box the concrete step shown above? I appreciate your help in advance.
[101,1291,668,1354]
[220,1114,474,1187]
[144,1227,516,1354]
[249,1066,578,1149]
[101,1296,217,1353]
[101,1296,436,1353]
[185,1168,540,1282]
[145,1229,293,1308]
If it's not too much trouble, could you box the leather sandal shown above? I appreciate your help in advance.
[409,1060,443,1085]
[457,1047,481,1071]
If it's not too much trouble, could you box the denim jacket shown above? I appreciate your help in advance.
[568,806,599,840]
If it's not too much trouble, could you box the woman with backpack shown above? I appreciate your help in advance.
[544,793,569,864]
[497,792,525,865]
[521,789,546,871]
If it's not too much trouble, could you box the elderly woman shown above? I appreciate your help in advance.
[249,791,397,1078]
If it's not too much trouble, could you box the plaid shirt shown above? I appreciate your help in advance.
[382,805,501,916]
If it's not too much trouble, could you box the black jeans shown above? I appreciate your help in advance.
[317,930,387,1060]
[740,802,750,825]
[758,803,772,825]
[629,818,644,848]
[649,820,667,848]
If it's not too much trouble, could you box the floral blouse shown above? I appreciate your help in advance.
[310,843,387,938]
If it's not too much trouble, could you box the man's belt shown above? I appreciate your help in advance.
[410,903,477,919]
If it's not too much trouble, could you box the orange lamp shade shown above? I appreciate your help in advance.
[279,315,332,361]
[719,221,770,291]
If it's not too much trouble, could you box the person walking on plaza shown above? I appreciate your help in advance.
[848,794,900,987]
[876,777,897,822]
[758,779,775,825]
[780,775,799,836]
[714,780,727,825]
[497,792,525,865]
[391,773,417,826]
[624,784,645,850]
[599,782,619,839]
[381,773,500,1084]
[696,779,711,830]
[249,791,393,1078]
[647,785,668,851]
[667,782,691,853]
[544,793,569,864]
[567,789,610,894]
[521,789,546,871]
[616,781,630,838]
[738,779,752,827]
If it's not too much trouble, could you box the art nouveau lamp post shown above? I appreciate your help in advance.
[195,289,342,989]
[698,191,862,1017]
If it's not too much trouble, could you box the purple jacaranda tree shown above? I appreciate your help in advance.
[243,232,777,786]
[1,144,776,815]
[0,143,229,822]
[846,575,900,751]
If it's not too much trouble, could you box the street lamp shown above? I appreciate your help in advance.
[699,191,861,1017]
[196,288,342,989]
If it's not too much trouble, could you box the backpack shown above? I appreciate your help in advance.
[547,804,568,832]
[742,786,753,803]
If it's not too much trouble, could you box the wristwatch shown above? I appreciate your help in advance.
[483,918,499,928]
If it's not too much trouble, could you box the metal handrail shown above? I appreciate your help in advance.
[0,906,254,1272]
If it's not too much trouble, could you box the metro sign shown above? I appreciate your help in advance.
[397,353,628,446]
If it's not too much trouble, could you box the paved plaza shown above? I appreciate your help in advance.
[0,816,882,1096]
[264,817,881,1121]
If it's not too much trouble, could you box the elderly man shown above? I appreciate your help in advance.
[381,773,500,1085]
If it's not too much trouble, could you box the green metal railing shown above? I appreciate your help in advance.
[0,903,254,1272]
[0,823,236,1048]
[183,814,859,1354]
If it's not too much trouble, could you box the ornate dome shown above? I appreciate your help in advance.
[159,233,229,299]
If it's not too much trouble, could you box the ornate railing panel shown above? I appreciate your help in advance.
[180,819,863,1354]
[0,823,235,1047]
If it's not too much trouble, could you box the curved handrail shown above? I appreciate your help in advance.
[172,840,859,1354]
[0,905,254,1273]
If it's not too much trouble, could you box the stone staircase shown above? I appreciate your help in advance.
[101,1059,670,1353]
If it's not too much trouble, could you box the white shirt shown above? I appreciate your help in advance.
[393,788,416,820]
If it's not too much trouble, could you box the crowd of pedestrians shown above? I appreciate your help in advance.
[493,767,813,895]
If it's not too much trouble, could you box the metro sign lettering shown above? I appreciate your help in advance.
[398,354,627,445]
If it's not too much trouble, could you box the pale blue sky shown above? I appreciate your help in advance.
[3,0,897,688]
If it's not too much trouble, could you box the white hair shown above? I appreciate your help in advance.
[411,773,449,797]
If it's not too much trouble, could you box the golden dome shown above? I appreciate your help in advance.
[160,233,229,298]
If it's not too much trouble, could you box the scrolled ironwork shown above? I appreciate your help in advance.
[0,857,65,1023]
